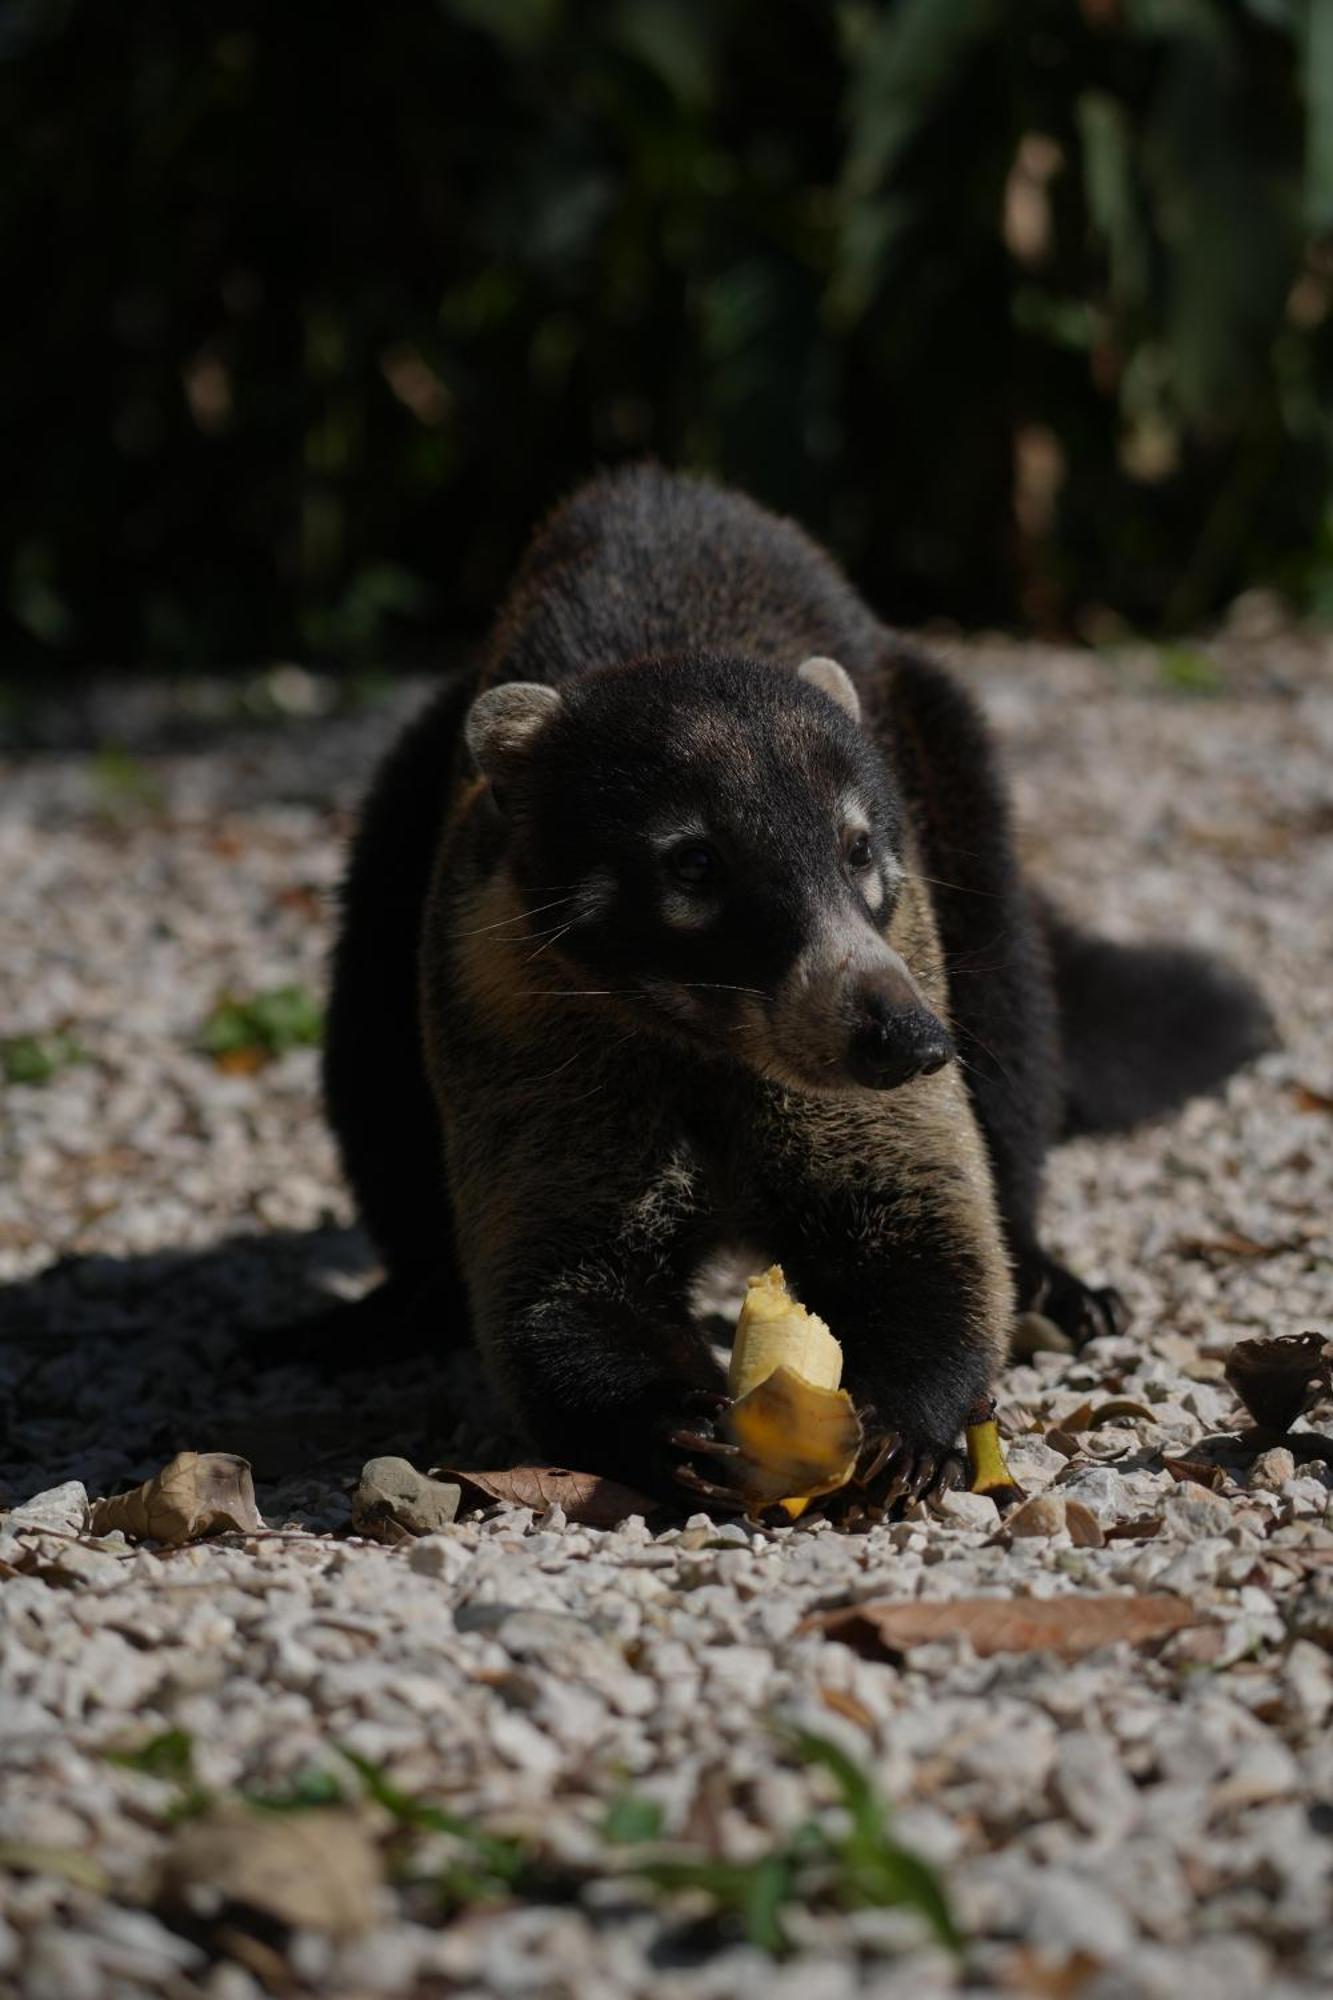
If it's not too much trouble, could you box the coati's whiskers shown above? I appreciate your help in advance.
[452,893,577,937]
[522,921,578,963]
[554,1032,642,1105]
[954,1029,1016,1086]
[678,981,767,997]
[910,871,1003,900]
[527,1047,587,1084]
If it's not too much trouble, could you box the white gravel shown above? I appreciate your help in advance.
[2,625,1332,1997]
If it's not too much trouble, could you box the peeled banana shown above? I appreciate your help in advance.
[721,1266,1018,1520]
[725,1266,862,1516]
[727,1264,843,1398]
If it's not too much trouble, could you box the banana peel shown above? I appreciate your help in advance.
[725,1267,862,1517]
[965,1407,1023,1507]
[721,1267,1019,1521]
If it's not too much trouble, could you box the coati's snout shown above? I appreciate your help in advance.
[761,923,954,1094]
[846,972,954,1090]
[464,652,949,1093]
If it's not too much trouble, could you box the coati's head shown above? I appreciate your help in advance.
[464,654,953,1094]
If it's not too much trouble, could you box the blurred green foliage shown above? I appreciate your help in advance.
[198,985,324,1065]
[4,0,1332,668]
[0,1030,85,1086]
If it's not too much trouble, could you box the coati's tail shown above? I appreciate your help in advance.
[1038,903,1277,1136]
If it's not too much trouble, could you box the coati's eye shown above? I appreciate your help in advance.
[667,841,721,888]
[845,831,874,871]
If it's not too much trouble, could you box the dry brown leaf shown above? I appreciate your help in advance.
[1175,1230,1314,1263]
[1292,1082,1333,1116]
[1063,1501,1105,1548]
[214,1047,267,1077]
[437,1465,660,1526]
[160,1805,380,1937]
[1225,1331,1332,1434]
[799,1593,1199,1660]
[1103,1514,1165,1542]
[817,1684,876,1733]
[1161,1455,1228,1491]
[1086,1399,1156,1428]
[88,1452,262,1545]
[1000,1946,1103,1998]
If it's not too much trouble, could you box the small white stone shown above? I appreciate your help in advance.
[1162,1484,1234,1541]
[1019,1868,1135,1956]
[933,1490,998,1531]
[6,1481,89,1535]
[1052,1730,1139,1841]
[405,1534,472,1582]
[1248,1446,1296,1490]
[1055,1465,1132,1522]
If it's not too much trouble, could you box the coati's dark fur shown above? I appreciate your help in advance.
[319,465,1274,1506]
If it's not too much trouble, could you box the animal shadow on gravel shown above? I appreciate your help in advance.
[0,1229,503,1526]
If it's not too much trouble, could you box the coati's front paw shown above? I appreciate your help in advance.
[659,1388,747,1512]
[829,1423,965,1526]
[1019,1253,1130,1351]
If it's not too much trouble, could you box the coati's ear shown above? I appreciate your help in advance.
[465,682,563,784]
[797,655,861,724]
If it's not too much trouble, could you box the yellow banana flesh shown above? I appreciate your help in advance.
[725,1266,861,1517]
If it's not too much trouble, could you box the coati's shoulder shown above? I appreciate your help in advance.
[487,462,886,689]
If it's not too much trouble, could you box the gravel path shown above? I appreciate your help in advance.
[2,630,1331,1999]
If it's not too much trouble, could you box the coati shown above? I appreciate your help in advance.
[319,465,1274,1510]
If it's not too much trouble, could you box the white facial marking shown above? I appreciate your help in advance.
[660,890,715,931]
[649,818,709,852]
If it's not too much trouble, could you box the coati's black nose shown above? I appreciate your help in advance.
[847,990,954,1090]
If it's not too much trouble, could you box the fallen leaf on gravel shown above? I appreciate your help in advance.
[1063,1501,1104,1547]
[436,1466,660,1525]
[160,1804,380,1936]
[1103,1515,1164,1541]
[1001,1946,1102,1998]
[1162,1455,1230,1491]
[800,1594,1199,1659]
[1224,1332,1332,1434]
[817,1684,876,1733]
[1292,1083,1333,1116]
[1086,1399,1157,1428]
[1176,1230,1294,1261]
[88,1453,262,1545]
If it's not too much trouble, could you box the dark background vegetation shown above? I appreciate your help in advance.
[5,0,1333,673]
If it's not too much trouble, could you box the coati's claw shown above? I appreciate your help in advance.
[666,1427,742,1463]
[671,1462,748,1511]
[657,1389,745,1512]
[836,1427,963,1522]
[1062,1280,1130,1348]
[1022,1255,1132,1351]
